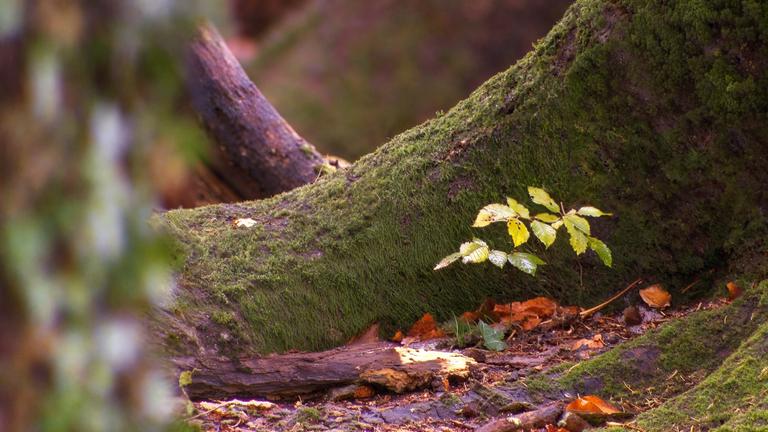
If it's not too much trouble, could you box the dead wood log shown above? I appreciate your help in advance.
[475,401,564,432]
[174,342,474,401]
[185,23,324,200]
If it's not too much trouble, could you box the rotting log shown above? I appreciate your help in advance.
[476,401,564,432]
[185,23,325,199]
[175,342,474,401]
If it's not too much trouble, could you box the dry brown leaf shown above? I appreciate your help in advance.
[571,334,605,351]
[406,313,446,340]
[727,281,742,301]
[495,296,559,331]
[391,330,404,343]
[566,395,621,415]
[459,311,479,323]
[639,284,671,309]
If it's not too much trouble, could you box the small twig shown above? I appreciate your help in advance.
[579,278,643,319]
[186,400,234,421]
[680,278,700,294]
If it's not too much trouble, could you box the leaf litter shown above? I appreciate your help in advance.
[187,281,739,431]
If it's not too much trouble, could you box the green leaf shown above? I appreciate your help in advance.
[564,220,588,255]
[534,213,560,223]
[588,237,613,267]
[459,239,487,256]
[507,218,530,247]
[506,197,530,219]
[434,252,462,270]
[478,320,507,352]
[179,370,193,388]
[528,187,560,213]
[577,206,613,217]
[551,220,564,230]
[461,239,489,264]
[473,204,516,227]
[564,214,591,235]
[530,220,557,248]
[508,252,545,275]
[488,250,508,268]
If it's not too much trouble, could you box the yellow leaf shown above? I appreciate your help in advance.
[507,218,530,247]
[528,187,560,213]
[473,204,516,227]
[506,197,530,219]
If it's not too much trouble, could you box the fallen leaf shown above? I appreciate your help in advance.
[622,306,642,326]
[566,395,621,415]
[233,217,257,228]
[727,281,742,301]
[571,334,605,351]
[639,284,671,309]
[459,311,479,323]
[545,425,569,432]
[391,330,404,343]
[495,297,559,331]
[406,313,446,340]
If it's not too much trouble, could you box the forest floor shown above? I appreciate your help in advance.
[183,289,734,432]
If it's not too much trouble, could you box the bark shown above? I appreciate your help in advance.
[475,402,564,432]
[159,0,768,362]
[185,23,324,200]
[175,342,474,401]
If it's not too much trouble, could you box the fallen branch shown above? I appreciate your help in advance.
[175,342,475,401]
[185,23,325,199]
[580,278,643,319]
[476,401,564,432]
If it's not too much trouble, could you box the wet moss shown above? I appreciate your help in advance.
[160,0,768,356]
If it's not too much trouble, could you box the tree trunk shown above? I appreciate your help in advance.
[158,0,768,362]
[185,23,325,199]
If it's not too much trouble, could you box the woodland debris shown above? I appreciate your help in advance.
[476,401,564,432]
[623,305,642,326]
[639,284,671,309]
[174,342,474,400]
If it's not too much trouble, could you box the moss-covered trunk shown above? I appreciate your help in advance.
[158,0,768,357]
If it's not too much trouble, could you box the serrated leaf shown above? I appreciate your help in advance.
[588,237,612,267]
[530,220,557,248]
[506,197,530,219]
[478,320,507,352]
[534,213,560,223]
[564,214,591,235]
[528,187,560,213]
[462,243,489,264]
[508,252,545,275]
[577,206,613,217]
[507,218,530,247]
[459,239,487,256]
[564,220,588,255]
[473,204,516,227]
[434,252,462,270]
[488,250,508,268]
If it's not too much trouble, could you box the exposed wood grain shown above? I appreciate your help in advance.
[174,342,475,401]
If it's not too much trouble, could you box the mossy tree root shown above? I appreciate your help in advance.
[158,0,768,358]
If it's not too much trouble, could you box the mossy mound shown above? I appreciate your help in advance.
[159,0,768,356]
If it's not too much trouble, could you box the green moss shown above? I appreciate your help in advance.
[295,407,322,424]
[210,311,235,327]
[160,0,768,356]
